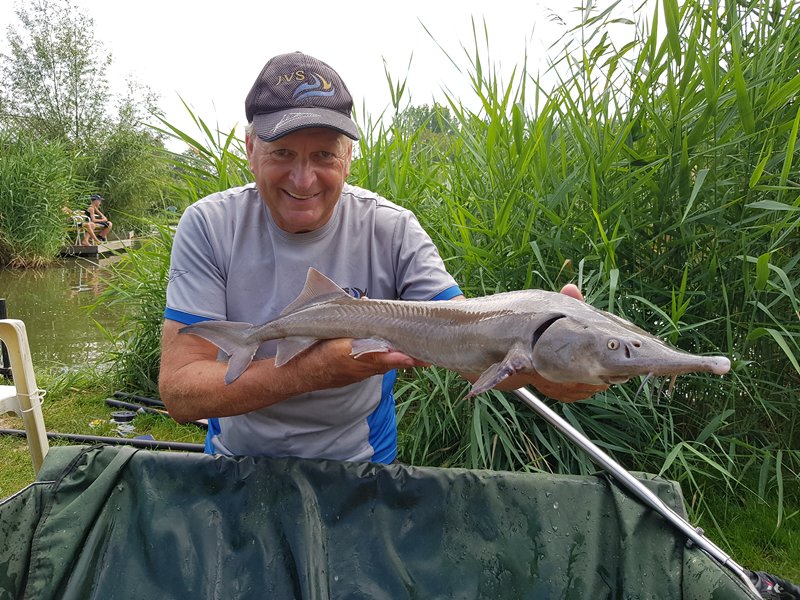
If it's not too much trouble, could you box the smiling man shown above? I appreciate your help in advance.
[159,52,601,462]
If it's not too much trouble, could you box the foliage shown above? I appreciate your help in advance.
[78,80,172,233]
[0,0,175,249]
[0,134,88,267]
[90,222,174,394]
[394,103,458,135]
[0,0,111,145]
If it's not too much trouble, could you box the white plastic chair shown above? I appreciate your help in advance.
[64,209,88,245]
[0,319,49,473]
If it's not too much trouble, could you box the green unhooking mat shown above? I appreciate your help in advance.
[0,445,756,599]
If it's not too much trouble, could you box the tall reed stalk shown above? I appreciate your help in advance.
[0,135,87,267]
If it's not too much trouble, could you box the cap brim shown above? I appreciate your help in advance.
[252,108,359,142]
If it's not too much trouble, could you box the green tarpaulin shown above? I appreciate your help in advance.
[0,445,756,599]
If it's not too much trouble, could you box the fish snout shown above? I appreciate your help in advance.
[604,334,732,378]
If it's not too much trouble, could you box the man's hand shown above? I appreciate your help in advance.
[559,283,583,301]
[303,338,425,388]
[524,371,606,403]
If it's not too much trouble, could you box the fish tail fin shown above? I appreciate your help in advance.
[179,321,259,384]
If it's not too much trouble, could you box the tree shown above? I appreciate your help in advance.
[394,103,458,136]
[0,0,111,145]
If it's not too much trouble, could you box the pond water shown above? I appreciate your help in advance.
[0,256,129,371]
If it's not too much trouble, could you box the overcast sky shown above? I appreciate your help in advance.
[1,0,652,148]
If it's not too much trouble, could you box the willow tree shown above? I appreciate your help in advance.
[0,0,111,145]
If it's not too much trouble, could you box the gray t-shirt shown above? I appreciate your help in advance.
[165,182,461,462]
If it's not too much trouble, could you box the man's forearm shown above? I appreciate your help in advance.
[159,354,324,422]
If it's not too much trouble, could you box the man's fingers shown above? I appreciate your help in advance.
[559,283,584,301]
[354,350,420,370]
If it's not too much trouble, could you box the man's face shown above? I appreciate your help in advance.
[246,128,352,233]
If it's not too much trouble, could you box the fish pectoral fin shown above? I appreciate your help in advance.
[350,337,393,358]
[275,336,319,367]
[467,348,533,398]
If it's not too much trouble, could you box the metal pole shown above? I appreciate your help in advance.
[0,299,11,379]
[512,387,760,597]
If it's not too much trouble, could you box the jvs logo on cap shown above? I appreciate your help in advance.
[274,71,336,103]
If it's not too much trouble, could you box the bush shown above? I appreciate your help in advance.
[0,135,88,267]
[85,126,173,235]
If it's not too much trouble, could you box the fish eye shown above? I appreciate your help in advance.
[607,339,620,350]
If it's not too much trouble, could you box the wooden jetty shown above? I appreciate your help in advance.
[60,237,136,258]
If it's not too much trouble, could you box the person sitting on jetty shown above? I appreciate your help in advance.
[85,194,113,242]
[62,206,100,246]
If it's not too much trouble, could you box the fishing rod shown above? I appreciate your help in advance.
[105,397,207,429]
[112,390,166,408]
[512,387,761,598]
[0,428,204,452]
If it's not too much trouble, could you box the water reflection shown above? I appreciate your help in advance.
[0,256,128,369]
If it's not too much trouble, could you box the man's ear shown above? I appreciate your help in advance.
[245,133,257,172]
[344,139,353,178]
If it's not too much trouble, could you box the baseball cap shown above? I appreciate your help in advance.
[245,52,359,142]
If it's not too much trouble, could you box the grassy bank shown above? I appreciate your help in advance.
[0,379,205,498]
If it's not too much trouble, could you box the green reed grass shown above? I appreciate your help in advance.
[93,103,256,393]
[152,99,252,211]
[0,135,88,267]
[90,220,175,395]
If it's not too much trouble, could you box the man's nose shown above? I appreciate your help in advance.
[289,160,316,190]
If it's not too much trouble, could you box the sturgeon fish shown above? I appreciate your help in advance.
[180,268,731,396]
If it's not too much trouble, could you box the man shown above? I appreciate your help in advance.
[86,194,113,242]
[159,52,602,463]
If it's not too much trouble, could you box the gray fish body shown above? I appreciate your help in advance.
[181,268,731,394]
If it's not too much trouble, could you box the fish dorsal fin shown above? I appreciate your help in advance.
[280,268,350,316]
